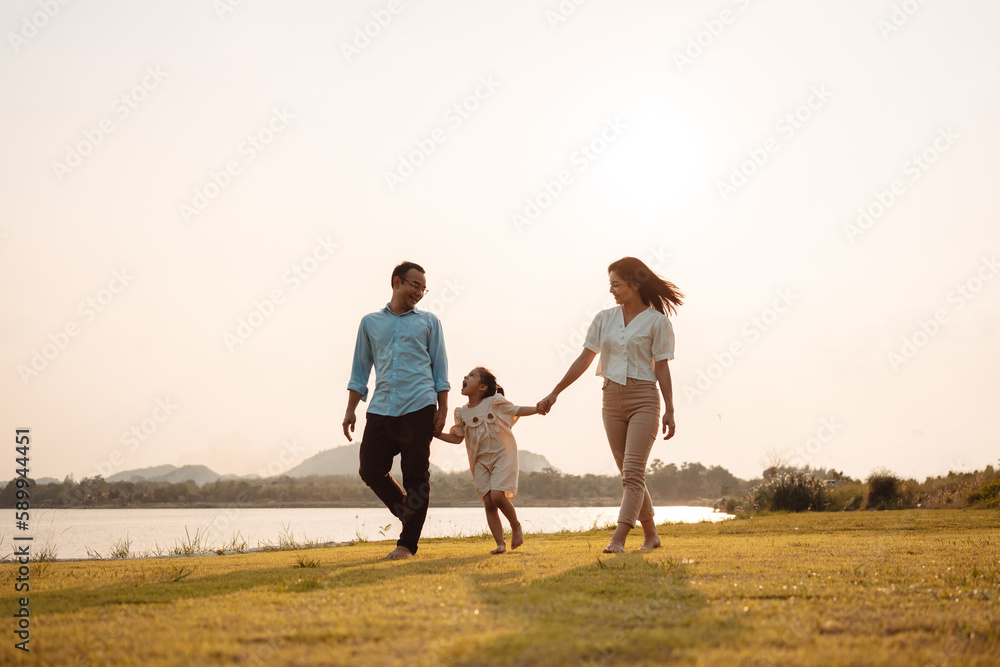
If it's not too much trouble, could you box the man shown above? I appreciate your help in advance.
[343,261,449,559]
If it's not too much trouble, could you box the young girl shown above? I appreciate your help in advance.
[435,367,540,554]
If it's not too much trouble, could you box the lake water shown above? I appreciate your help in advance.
[8,506,732,560]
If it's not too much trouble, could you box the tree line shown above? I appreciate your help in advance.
[2,460,756,508]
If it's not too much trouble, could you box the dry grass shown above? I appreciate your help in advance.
[1,509,997,666]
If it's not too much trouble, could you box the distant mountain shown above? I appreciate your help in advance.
[107,464,232,486]
[285,444,444,478]
[519,450,557,473]
[34,477,60,485]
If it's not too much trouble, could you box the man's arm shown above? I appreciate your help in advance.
[344,319,373,441]
[434,390,449,436]
[427,315,450,434]
[343,390,363,441]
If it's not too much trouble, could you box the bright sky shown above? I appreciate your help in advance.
[2,0,999,485]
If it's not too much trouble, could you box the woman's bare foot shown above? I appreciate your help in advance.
[385,546,413,559]
[490,543,507,555]
[639,536,661,550]
[602,542,626,554]
[511,523,524,550]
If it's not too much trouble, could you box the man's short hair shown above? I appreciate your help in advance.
[391,261,425,286]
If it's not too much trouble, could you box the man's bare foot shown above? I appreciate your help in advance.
[490,543,507,555]
[511,523,524,550]
[602,542,626,554]
[640,536,661,550]
[385,546,413,559]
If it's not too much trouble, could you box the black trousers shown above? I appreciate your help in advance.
[358,405,435,554]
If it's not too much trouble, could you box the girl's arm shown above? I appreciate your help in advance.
[434,431,464,444]
[654,358,675,439]
[515,405,539,417]
[537,348,597,413]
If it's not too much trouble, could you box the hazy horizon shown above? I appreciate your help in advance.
[3,1,999,486]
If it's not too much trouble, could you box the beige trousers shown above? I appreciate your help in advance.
[601,377,660,527]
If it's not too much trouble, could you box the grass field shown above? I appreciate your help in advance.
[2,510,998,666]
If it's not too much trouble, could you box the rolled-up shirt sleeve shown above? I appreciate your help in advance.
[651,316,675,361]
[347,318,373,401]
[428,315,450,393]
[584,311,603,353]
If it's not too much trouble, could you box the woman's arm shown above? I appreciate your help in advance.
[654,358,675,439]
[537,348,597,413]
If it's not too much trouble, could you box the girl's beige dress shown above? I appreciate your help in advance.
[452,394,520,500]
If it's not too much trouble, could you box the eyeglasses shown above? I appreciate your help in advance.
[402,278,429,295]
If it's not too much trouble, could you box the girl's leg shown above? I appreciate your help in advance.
[482,494,506,554]
[489,490,523,550]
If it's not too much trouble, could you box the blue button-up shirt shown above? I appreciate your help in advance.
[348,304,449,417]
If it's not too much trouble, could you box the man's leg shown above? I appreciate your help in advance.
[358,413,406,522]
[395,405,436,555]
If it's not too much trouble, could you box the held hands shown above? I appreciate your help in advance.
[662,413,675,440]
[535,393,557,415]
[433,406,447,436]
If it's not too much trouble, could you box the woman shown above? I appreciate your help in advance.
[538,257,682,553]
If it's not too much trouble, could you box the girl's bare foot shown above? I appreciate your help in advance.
[490,543,507,555]
[602,542,626,554]
[385,546,413,559]
[511,523,524,550]
[639,536,661,550]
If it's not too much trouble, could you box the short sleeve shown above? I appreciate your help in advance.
[583,311,603,353]
[450,407,465,437]
[490,394,520,422]
[651,315,675,361]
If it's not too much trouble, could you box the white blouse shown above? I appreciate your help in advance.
[584,306,675,384]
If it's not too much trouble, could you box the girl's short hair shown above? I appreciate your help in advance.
[474,367,504,397]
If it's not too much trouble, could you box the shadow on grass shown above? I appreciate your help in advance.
[30,551,491,617]
[439,551,744,667]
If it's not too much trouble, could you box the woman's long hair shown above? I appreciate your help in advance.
[608,257,684,316]
[474,367,504,397]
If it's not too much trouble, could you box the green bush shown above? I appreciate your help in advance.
[865,468,914,510]
[967,480,1000,508]
[743,471,830,513]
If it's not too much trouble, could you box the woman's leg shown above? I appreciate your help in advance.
[482,494,506,553]
[620,380,661,549]
[490,490,523,549]
[602,381,632,552]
